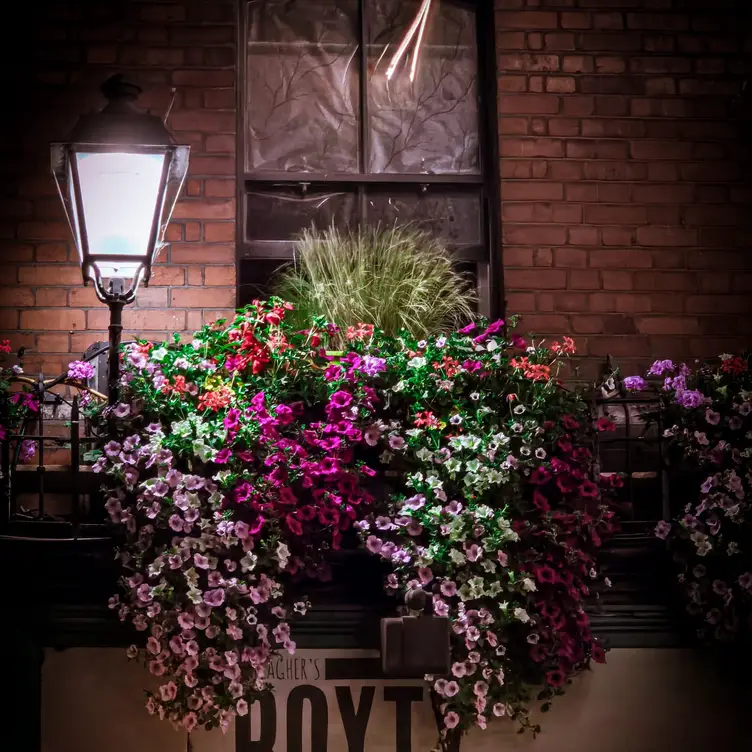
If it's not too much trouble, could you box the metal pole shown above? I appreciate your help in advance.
[107,279,125,407]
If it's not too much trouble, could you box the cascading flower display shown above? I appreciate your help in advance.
[80,299,616,745]
[350,323,616,740]
[628,355,752,644]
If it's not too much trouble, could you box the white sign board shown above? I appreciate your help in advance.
[235,650,441,752]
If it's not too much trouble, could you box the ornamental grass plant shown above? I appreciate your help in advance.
[273,224,476,347]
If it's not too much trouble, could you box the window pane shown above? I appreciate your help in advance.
[246,187,357,241]
[365,188,482,245]
[246,0,360,173]
[367,0,480,174]
[239,258,290,306]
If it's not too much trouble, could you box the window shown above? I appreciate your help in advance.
[237,0,500,317]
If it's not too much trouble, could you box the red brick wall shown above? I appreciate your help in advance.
[1,0,750,382]
[496,0,752,379]
[1,0,237,376]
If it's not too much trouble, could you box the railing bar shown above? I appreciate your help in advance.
[0,397,10,531]
[36,374,45,520]
[71,396,81,537]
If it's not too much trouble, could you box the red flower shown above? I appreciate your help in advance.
[530,467,552,485]
[414,411,439,429]
[529,645,548,663]
[545,669,567,688]
[285,514,303,536]
[0,339,11,354]
[562,415,580,430]
[720,356,746,375]
[579,480,599,498]
[591,645,607,664]
[532,489,550,512]
[595,417,616,432]
[534,565,558,584]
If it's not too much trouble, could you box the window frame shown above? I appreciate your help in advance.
[235,0,503,319]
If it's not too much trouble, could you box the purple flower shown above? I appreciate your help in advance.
[655,520,672,540]
[204,589,226,607]
[67,360,95,381]
[324,364,343,382]
[214,449,232,465]
[648,359,675,376]
[358,356,387,376]
[458,322,477,335]
[623,375,647,391]
[113,403,131,418]
[675,389,705,409]
[329,390,353,410]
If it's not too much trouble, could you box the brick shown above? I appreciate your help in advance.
[602,272,634,290]
[123,310,187,331]
[1,287,34,306]
[173,70,234,88]
[170,288,236,308]
[189,157,236,176]
[504,270,567,290]
[185,223,202,241]
[35,243,71,262]
[590,250,653,269]
[205,135,236,154]
[20,308,85,331]
[567,227,599,247]
[546,77,576,94]
[204,266,236,286]
[497,11,558,30]
[633,272,696,291]
[18,265,83,285]
[571,316,605,334]
[150,266,186,286]
[499,54,560,72]
[203,223,235,242]
[203,310,236,326]
[36,333,71,353]
[68,287,100,308]
[133,288,170,308]
[501,95,560,115]
[544,34,576,52]
[17,222,69,240]
[35,288,67,307]
[566,140,628,159]
[538,292,589,313]
[561,12,592,30]
[170,111,236,133]
[172,199,235,220]
[0,245,32,264]
[205,179,235,198]
[562,56,593,74]
[637,317,701,336]
[584,205,648,226]
[500,139,564,158]
[502,226,567,246]
[170,244,235,264]
[187,267,204,285]
[635,227,698,247]
[569,270,601,290]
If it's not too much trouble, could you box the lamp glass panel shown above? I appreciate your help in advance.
[75,151,165,278]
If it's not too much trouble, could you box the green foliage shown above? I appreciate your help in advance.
[273,224,476,347]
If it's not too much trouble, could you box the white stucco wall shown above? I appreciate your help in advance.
[42,647,752,752]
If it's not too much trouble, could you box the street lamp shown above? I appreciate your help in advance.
[51,74,190,404]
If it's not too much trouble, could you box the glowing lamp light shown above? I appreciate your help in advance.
[51,74,189,303]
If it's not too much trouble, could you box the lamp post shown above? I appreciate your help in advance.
[51,75,190,404]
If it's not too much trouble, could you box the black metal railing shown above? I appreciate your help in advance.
[0,342,113,540]
[1,353,674,538]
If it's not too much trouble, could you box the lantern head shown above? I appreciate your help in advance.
[51,75,189,302]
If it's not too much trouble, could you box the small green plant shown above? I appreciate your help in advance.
[273,224,476,347]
